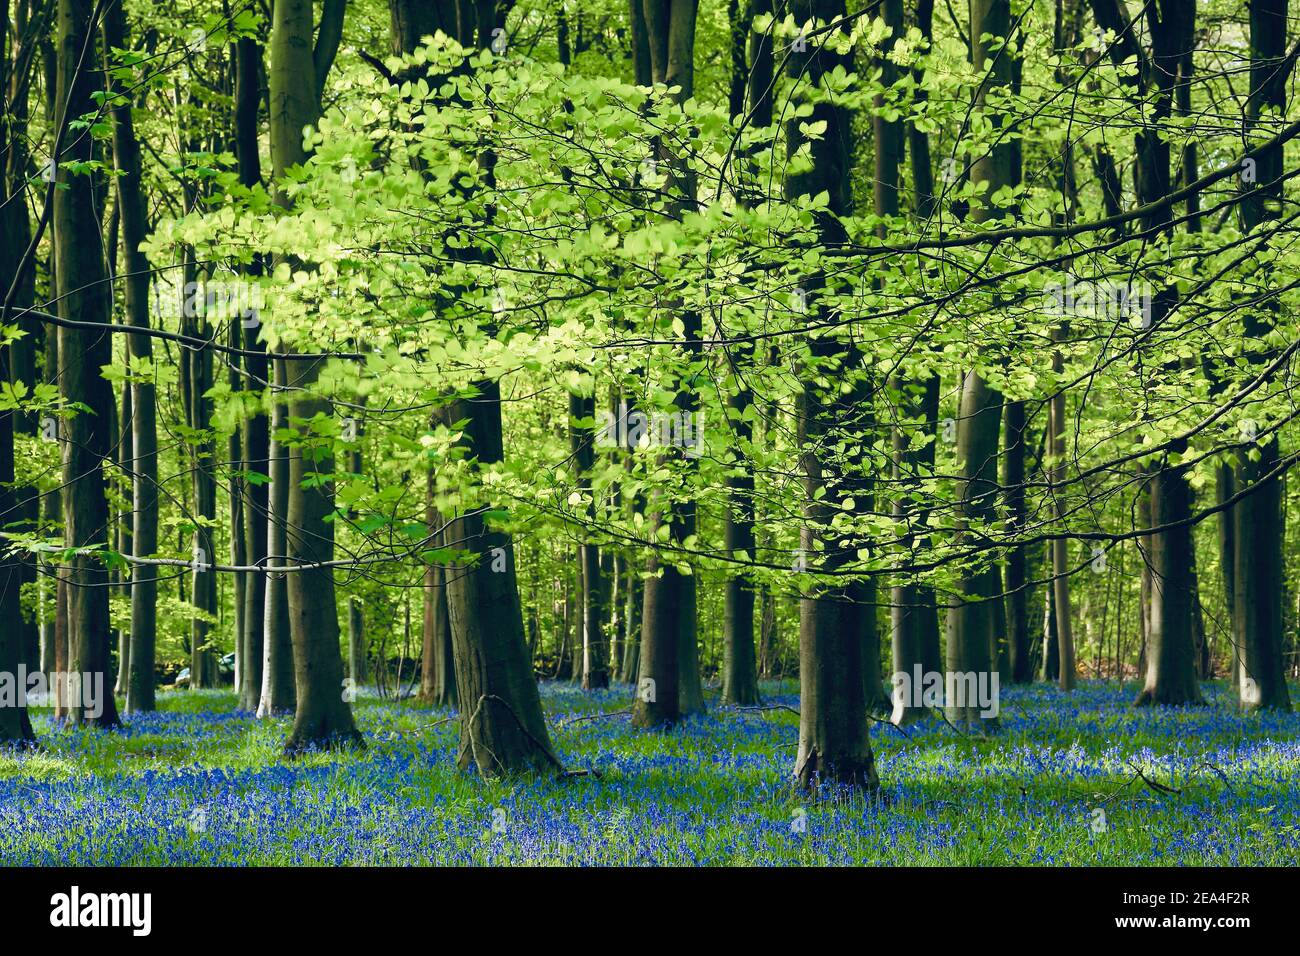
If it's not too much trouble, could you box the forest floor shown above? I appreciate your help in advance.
[1,680,1297,865]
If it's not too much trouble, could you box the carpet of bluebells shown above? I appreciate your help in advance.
[1,680,1297,865]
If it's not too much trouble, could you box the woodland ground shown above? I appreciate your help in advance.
[0,680,1296,865]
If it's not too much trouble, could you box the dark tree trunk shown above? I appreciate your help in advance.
[281,355,362,752]
[235,28,268,712]
[54,0,120,728]
[269,0,358,749]
[0,0,38,743]
[0,407,34,742]
[787,0,877,791]
[1,6,41,679]
[1232,0,1292,712]
[945,0,1019,726]
[114,384,132,695]
[443,384,559,774]
[345,432,366,687]
[1136,465,1202,705]
[183,272,218,690]
[631,0,705,730]
[891,0,942,711]
[721,378,759,705]
[1048,340,1076,690]
[719,0,770,707]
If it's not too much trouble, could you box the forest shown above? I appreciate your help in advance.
[0,0,1297,873]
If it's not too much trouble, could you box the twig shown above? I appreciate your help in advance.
[1125,759,1183,795]
[556,708,631,727]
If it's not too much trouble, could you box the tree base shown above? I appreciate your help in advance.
[720,685,761,707]
[1134,686,1204,708]
[0,716,37,748]
[794,746,880,795]
[283,727,365,758]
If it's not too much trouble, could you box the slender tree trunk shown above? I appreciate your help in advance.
[235,28,268,711]
[181,264,218,690]
[420,466,456,706]
[258,360,295,716]
[1003,400,1032,682]
[892,0,942,708]
[114,384,132,695]
[1048,340,1076,690]
[621,570,641,683]
[228,321,247,694]
[569,391,608,689]
[719,0,769,708]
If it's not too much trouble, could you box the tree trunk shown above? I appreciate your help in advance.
[281,354,362,751]
[54,0,120,728]
[1136,464,1202,705]
[234,27,269,711]
[1232,0,1292,712]
[946,371,1003,724]
[945,0,1019,726]
[787,0,877,791]
[442,383,559,774]
[630,0,705,730]
[269,0,359,749]
[1048,341,1076,690]
[1003,400,1032,682]
[719,0,769,707]
[258,360,295,715]
[569,391,608,689]
[420,468,456,707]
